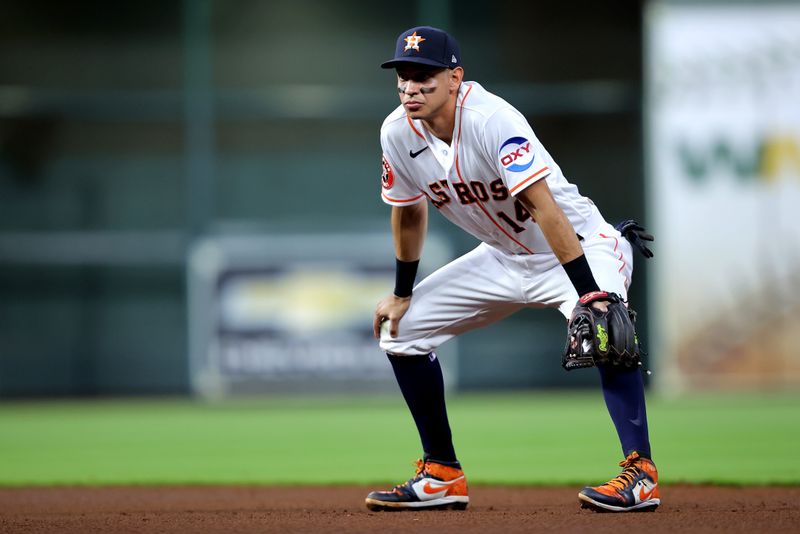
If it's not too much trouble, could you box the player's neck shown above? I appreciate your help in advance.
[421,97,457,145]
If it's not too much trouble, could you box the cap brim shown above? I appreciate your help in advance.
[380,57,450,69]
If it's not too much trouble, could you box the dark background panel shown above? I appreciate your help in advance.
[0,0,646,396]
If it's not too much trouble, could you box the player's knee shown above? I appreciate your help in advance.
[379,339,413,355]
[385,351,421,358]
[379,338,431,357]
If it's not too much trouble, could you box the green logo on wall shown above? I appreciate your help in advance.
[678,136,800,183]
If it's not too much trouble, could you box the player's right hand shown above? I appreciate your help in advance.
[614,219,654,259]
[373,294,412,339]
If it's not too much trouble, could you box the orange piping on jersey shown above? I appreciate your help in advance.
[382,191,426,204]
[406,115,425,139]
[599,232,629,288]
[454,84,535,255]
[508,166,551,195]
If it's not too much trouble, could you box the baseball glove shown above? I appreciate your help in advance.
[562,291,640,371]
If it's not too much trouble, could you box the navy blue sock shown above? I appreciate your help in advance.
[597,364,652,459]
[387,352,459,466]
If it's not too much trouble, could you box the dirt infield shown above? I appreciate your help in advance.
[1,485,798,533]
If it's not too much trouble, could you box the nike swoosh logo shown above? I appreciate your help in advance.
[409,146,429,158]
[639,483,657,501]
[421,477,461,495]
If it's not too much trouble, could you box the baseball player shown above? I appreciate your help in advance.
[365,26,658,513]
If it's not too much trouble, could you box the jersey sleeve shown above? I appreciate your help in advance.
[380,132,426,206]
[483,107,551,196]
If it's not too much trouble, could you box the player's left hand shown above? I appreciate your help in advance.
[374,294,412,339]
[614,219,654,259]
[562,291,640,371]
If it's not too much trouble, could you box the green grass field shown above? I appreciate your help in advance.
[0,392,797,486]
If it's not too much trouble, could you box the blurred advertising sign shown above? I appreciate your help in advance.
[188,233,453,398]
[646,2,800,391]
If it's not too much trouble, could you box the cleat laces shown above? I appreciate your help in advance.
[393,459,426,493]
[604,452,643,493]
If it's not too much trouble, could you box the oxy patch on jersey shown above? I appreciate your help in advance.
[381,155,395,189]
[499,136,534,172]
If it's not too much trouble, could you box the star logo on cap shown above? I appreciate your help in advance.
[403,31,426,51]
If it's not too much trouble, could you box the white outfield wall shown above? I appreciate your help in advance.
[645,1,800,391]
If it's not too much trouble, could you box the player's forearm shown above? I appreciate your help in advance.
[391,203,427,261]
[534,207,584,264]
[538,207,601,295]
[517,181,600,296]
[516,181,582,264]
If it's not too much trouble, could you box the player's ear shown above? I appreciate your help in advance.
[449,67,464,92]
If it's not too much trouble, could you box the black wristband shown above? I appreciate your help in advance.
[394,258,420,298]
[562,254,600,297]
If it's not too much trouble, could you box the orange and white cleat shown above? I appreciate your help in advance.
[365,459,469,511]
[579,451,660,512]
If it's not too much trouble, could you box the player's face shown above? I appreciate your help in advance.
[396,66,458,120]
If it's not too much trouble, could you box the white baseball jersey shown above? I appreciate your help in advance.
[380,81,605,255]
[377,81,633,356]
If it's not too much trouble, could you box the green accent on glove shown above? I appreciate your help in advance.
[596,325,609,352]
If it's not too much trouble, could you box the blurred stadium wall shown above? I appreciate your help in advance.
[0,0,646,396]
[646,1,800,392]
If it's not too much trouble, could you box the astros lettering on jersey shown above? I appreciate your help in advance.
[380,82,604,255]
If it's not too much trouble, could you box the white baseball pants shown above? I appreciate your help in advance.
[380,221,634,356]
